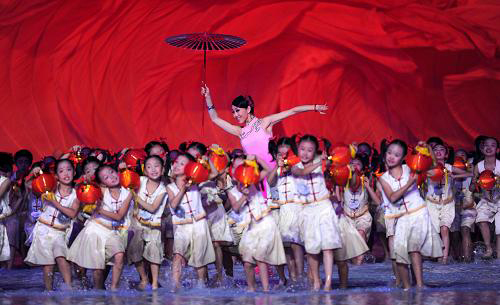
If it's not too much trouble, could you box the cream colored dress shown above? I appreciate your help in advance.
[381,165,443,265]
[450,177,477,231]
[274,172,303,246]
[168,183,215,268]
[425,163,456,229]
[67,187,130,269]
[128,176,167,265]
[229,185,286,266]
[200,180,233,244]
[475,160,500,234]
[343,186,372,238]
[0,176,12,261]
[25,187,77,265]
[294,161,342,255]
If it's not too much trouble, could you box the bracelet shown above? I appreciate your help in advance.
[207,105,215,111]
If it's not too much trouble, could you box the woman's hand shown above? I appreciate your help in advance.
[315,104,328,114]
[201,83,210,98]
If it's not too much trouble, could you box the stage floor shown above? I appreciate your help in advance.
[1,259,499,305]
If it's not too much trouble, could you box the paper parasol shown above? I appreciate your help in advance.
[165,32,246,81]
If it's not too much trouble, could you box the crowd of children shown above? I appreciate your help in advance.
[0,133,498,292]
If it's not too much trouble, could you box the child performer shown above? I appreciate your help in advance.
[128,155,168,290]
[379,140,442,289]
[291,135,343,291]
[470,137,500,259]
[68,165,132,290]
[227,155,286,292]
[0,154,13,264]
[342,157,378,264]
[267,137,305,283]
[200,165,234,285]
[426,143,471,264]
[166,153,215,291]
[25,159,80,290]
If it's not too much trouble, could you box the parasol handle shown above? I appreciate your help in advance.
[202,49,207,136]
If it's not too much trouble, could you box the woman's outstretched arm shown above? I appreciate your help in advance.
[261,104,328,130]
[201,83,241,136]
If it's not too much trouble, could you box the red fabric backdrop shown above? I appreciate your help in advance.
[0,0,499,158]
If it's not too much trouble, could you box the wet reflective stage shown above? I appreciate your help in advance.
[1,257,499,305]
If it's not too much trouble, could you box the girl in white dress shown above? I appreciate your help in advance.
[67,165,132,290]
[426,143,471,264]
[25,159,80,290]
[227,156,286,292]
[291,135,343,291]
[0,155,13,264]
[379,140,443,289]
[267,137,305,283]
[128,155,167,290]
[469,137,500,259]
[167,153,215,291]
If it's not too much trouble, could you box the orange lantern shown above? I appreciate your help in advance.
[185,160,210,184]
[77,182,102,214]
[406,145,433,173]
[119,169,141,190]
[430,164,445,182]
[330,165,350,187]
[452,157,466,171]
[284,151,301,167]
[123,149,147,168]
[234,160,260,187]
[477,170,497,191]
[32,172,56,196]
[329,145,356,167]
[77,182,102,204]
[209,147,229,172]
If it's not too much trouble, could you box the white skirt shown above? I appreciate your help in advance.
[173,219,215,268]
[334,215,369,261]
[25,222,69,266]
[207,204,233,243]
[344,209,372,239]
[393,207,443,265]
[0,223,11,262]
[67,220,125,269]
[300,200,342,255]
[239,214,286,266]
[278,203,303,245]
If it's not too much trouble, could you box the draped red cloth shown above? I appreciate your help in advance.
[0,0,498,158]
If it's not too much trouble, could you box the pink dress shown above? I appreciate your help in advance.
[240,116,276,197]
[240,116,275,169]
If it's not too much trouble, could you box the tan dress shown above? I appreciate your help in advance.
[200,180,233,244]
[127,176,167,265]
[0,176,12,261]
[343,186,372,238]
[425,163,456,229]
[229,185,286,266]
[68,187,130,269]
[475,160,500,234]
[274,173,303,246]
[381,165,443,265]
[294,161,342,255]
[168,183,215,268]
[25,187,77,265]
